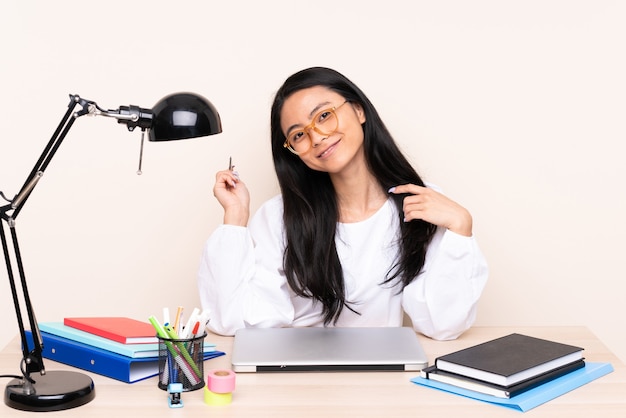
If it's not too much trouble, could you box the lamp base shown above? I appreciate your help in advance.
[4,370,95,412]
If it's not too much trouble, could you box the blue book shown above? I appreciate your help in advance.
[38,322,216,359]
[25,330,225,383]
[411,362,613,412]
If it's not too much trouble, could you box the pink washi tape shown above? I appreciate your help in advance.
[206,369,236,394]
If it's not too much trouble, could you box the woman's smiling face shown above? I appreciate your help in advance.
[280,86,366,174]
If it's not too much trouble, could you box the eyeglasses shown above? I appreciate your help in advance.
[283,101,349,155]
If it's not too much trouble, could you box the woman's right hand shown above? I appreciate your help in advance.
[213,169,250,226]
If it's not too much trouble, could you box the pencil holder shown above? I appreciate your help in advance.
[157,333,206,391]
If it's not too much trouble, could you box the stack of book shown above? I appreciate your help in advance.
[414,333,614,411]
[25,317,224,383]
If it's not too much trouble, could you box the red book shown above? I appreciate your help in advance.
[64,317,158,344]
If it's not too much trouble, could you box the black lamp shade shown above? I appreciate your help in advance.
[149,93,222,141]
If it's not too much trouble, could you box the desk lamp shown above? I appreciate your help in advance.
[1,92,222,411]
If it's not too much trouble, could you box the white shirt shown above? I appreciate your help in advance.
[198,194,488,340]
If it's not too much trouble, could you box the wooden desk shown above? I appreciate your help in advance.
[1,326,625,417]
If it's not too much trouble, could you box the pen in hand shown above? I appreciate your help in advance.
[221,156,248,226]
[226,156,239,189]
[229,156,239,177]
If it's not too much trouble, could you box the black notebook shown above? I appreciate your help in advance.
[434,333,584,387]
[421,359,585,398]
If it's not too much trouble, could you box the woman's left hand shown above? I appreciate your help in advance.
[389,184,473,237]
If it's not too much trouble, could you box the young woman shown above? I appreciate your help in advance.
[198,67,488,340]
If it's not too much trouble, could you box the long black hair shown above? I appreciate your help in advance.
[270,67,437,325]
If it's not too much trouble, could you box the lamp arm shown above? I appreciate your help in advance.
[0,94,153,380]
[0,95,87,378]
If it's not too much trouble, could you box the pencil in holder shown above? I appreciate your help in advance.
[157,333,206,391]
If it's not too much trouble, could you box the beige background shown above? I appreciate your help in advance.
[1,1,624,363]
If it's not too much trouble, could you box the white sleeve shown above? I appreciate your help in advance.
[402,227,489,340]
[197,197,295,335]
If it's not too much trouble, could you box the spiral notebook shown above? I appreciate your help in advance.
[231,326,429,373]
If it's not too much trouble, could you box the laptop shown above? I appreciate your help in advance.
[231,326,429,372]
